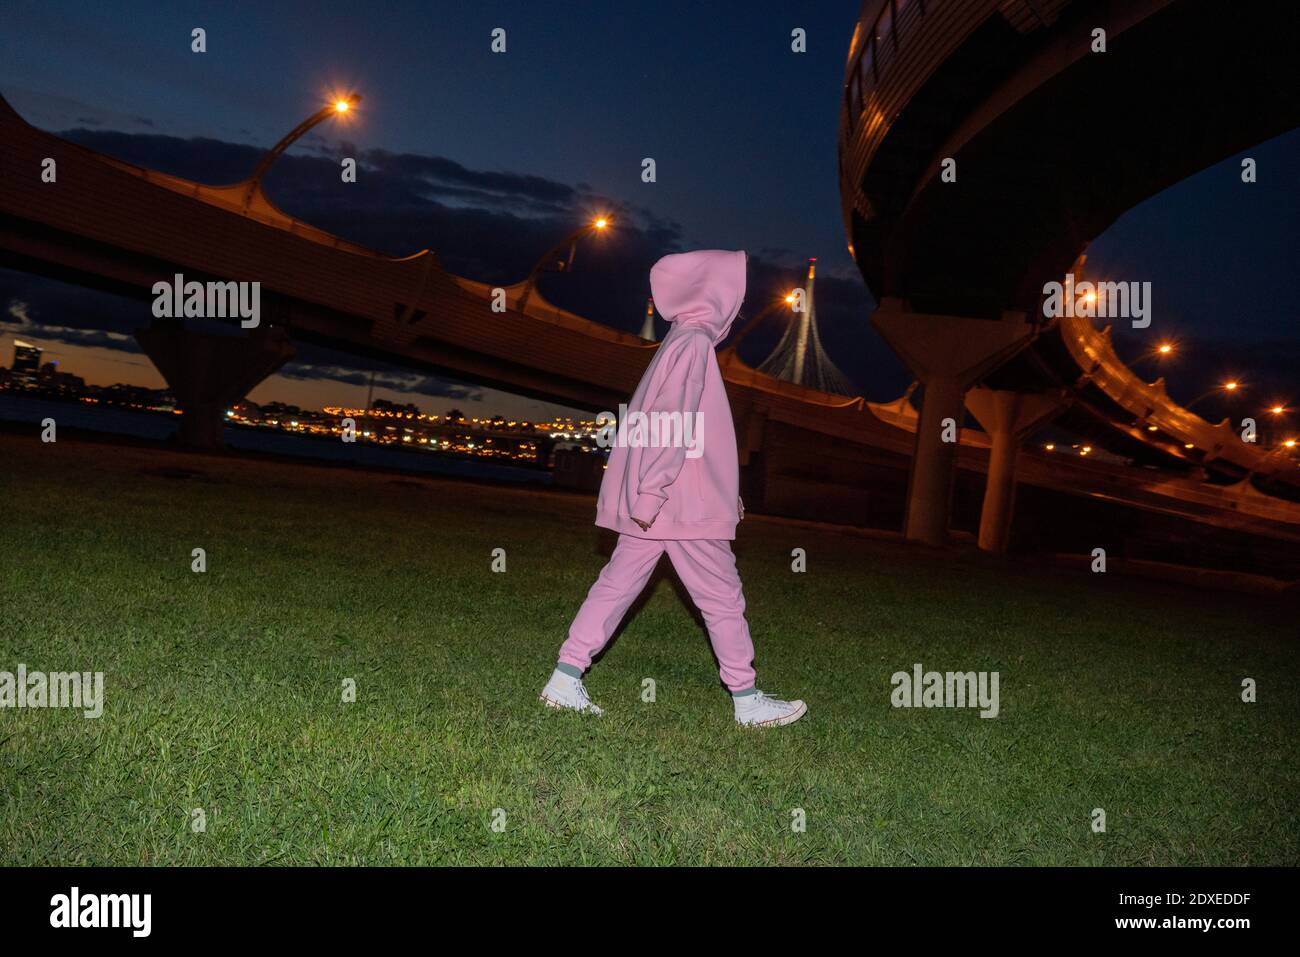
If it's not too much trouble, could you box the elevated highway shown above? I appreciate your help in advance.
[837,0,1300,544]
[1,80,1297,577]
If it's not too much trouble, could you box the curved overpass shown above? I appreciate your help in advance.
[2,86,1297,574]
[837,0,1300,543]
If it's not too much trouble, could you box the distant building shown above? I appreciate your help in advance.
[36,360,84,392]
[12,339,41,374]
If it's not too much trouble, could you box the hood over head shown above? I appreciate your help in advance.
[649,249,747,345]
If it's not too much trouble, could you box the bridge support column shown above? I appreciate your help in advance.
[965,388,1069,553]
[871,300,1035,546]
[135,321,295,449]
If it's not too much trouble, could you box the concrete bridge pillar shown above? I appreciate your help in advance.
[965,387,1069,553]
[871,300,1035,546]
[135,321,295,449]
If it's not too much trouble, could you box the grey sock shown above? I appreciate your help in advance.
[555,662,583,679]
[731,686,757,698]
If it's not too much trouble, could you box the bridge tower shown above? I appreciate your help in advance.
[639,298,657,341]
[756,258,854,395]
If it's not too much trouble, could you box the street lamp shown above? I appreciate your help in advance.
[1263,403,1291,446]
[241,93,361,211]
[1240,436,1300,485]
[516,216,612,313]
[1130,340,1176,375]
[720,290,800,354]
[1186,380,1244,412]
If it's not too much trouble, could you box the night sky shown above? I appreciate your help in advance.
[1,0,1295,424]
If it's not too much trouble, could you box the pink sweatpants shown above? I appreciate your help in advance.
[558,534,757,692]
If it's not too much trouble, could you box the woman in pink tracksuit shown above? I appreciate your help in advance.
[540,249,807,728]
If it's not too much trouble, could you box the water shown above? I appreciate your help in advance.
[0,394,554,486]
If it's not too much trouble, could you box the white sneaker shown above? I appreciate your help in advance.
[734,690,807,728]
[539,669,604,715]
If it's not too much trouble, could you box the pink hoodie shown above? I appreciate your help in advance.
[595,249,746,540]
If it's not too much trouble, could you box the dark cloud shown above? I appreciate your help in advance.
[1,273,148,339]
[275,361,481,400]
[361,148,577,206]
[19,326,137,351]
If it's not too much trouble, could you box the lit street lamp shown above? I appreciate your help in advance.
[1185,379,1244,412]
[516,217,612,313]
[720,290,800,354]
[241,93,361,212]
[1263,402,1292,447]
[1241,435,1300,484]
[1133,340,1175,365]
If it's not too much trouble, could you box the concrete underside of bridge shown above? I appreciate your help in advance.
[840,0,1300,549]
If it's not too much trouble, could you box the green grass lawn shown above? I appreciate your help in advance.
[1,432,1297,865]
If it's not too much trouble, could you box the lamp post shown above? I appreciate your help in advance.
[720,291,799,354]
[516,217,611,313]
[1185,380,1243,413]
[1241,436,1299,484]
[241,93,361,212]
[1131,341,1176,373]
[1263,402,1291,447]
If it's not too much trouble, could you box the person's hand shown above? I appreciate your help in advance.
[633,516,654,532]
